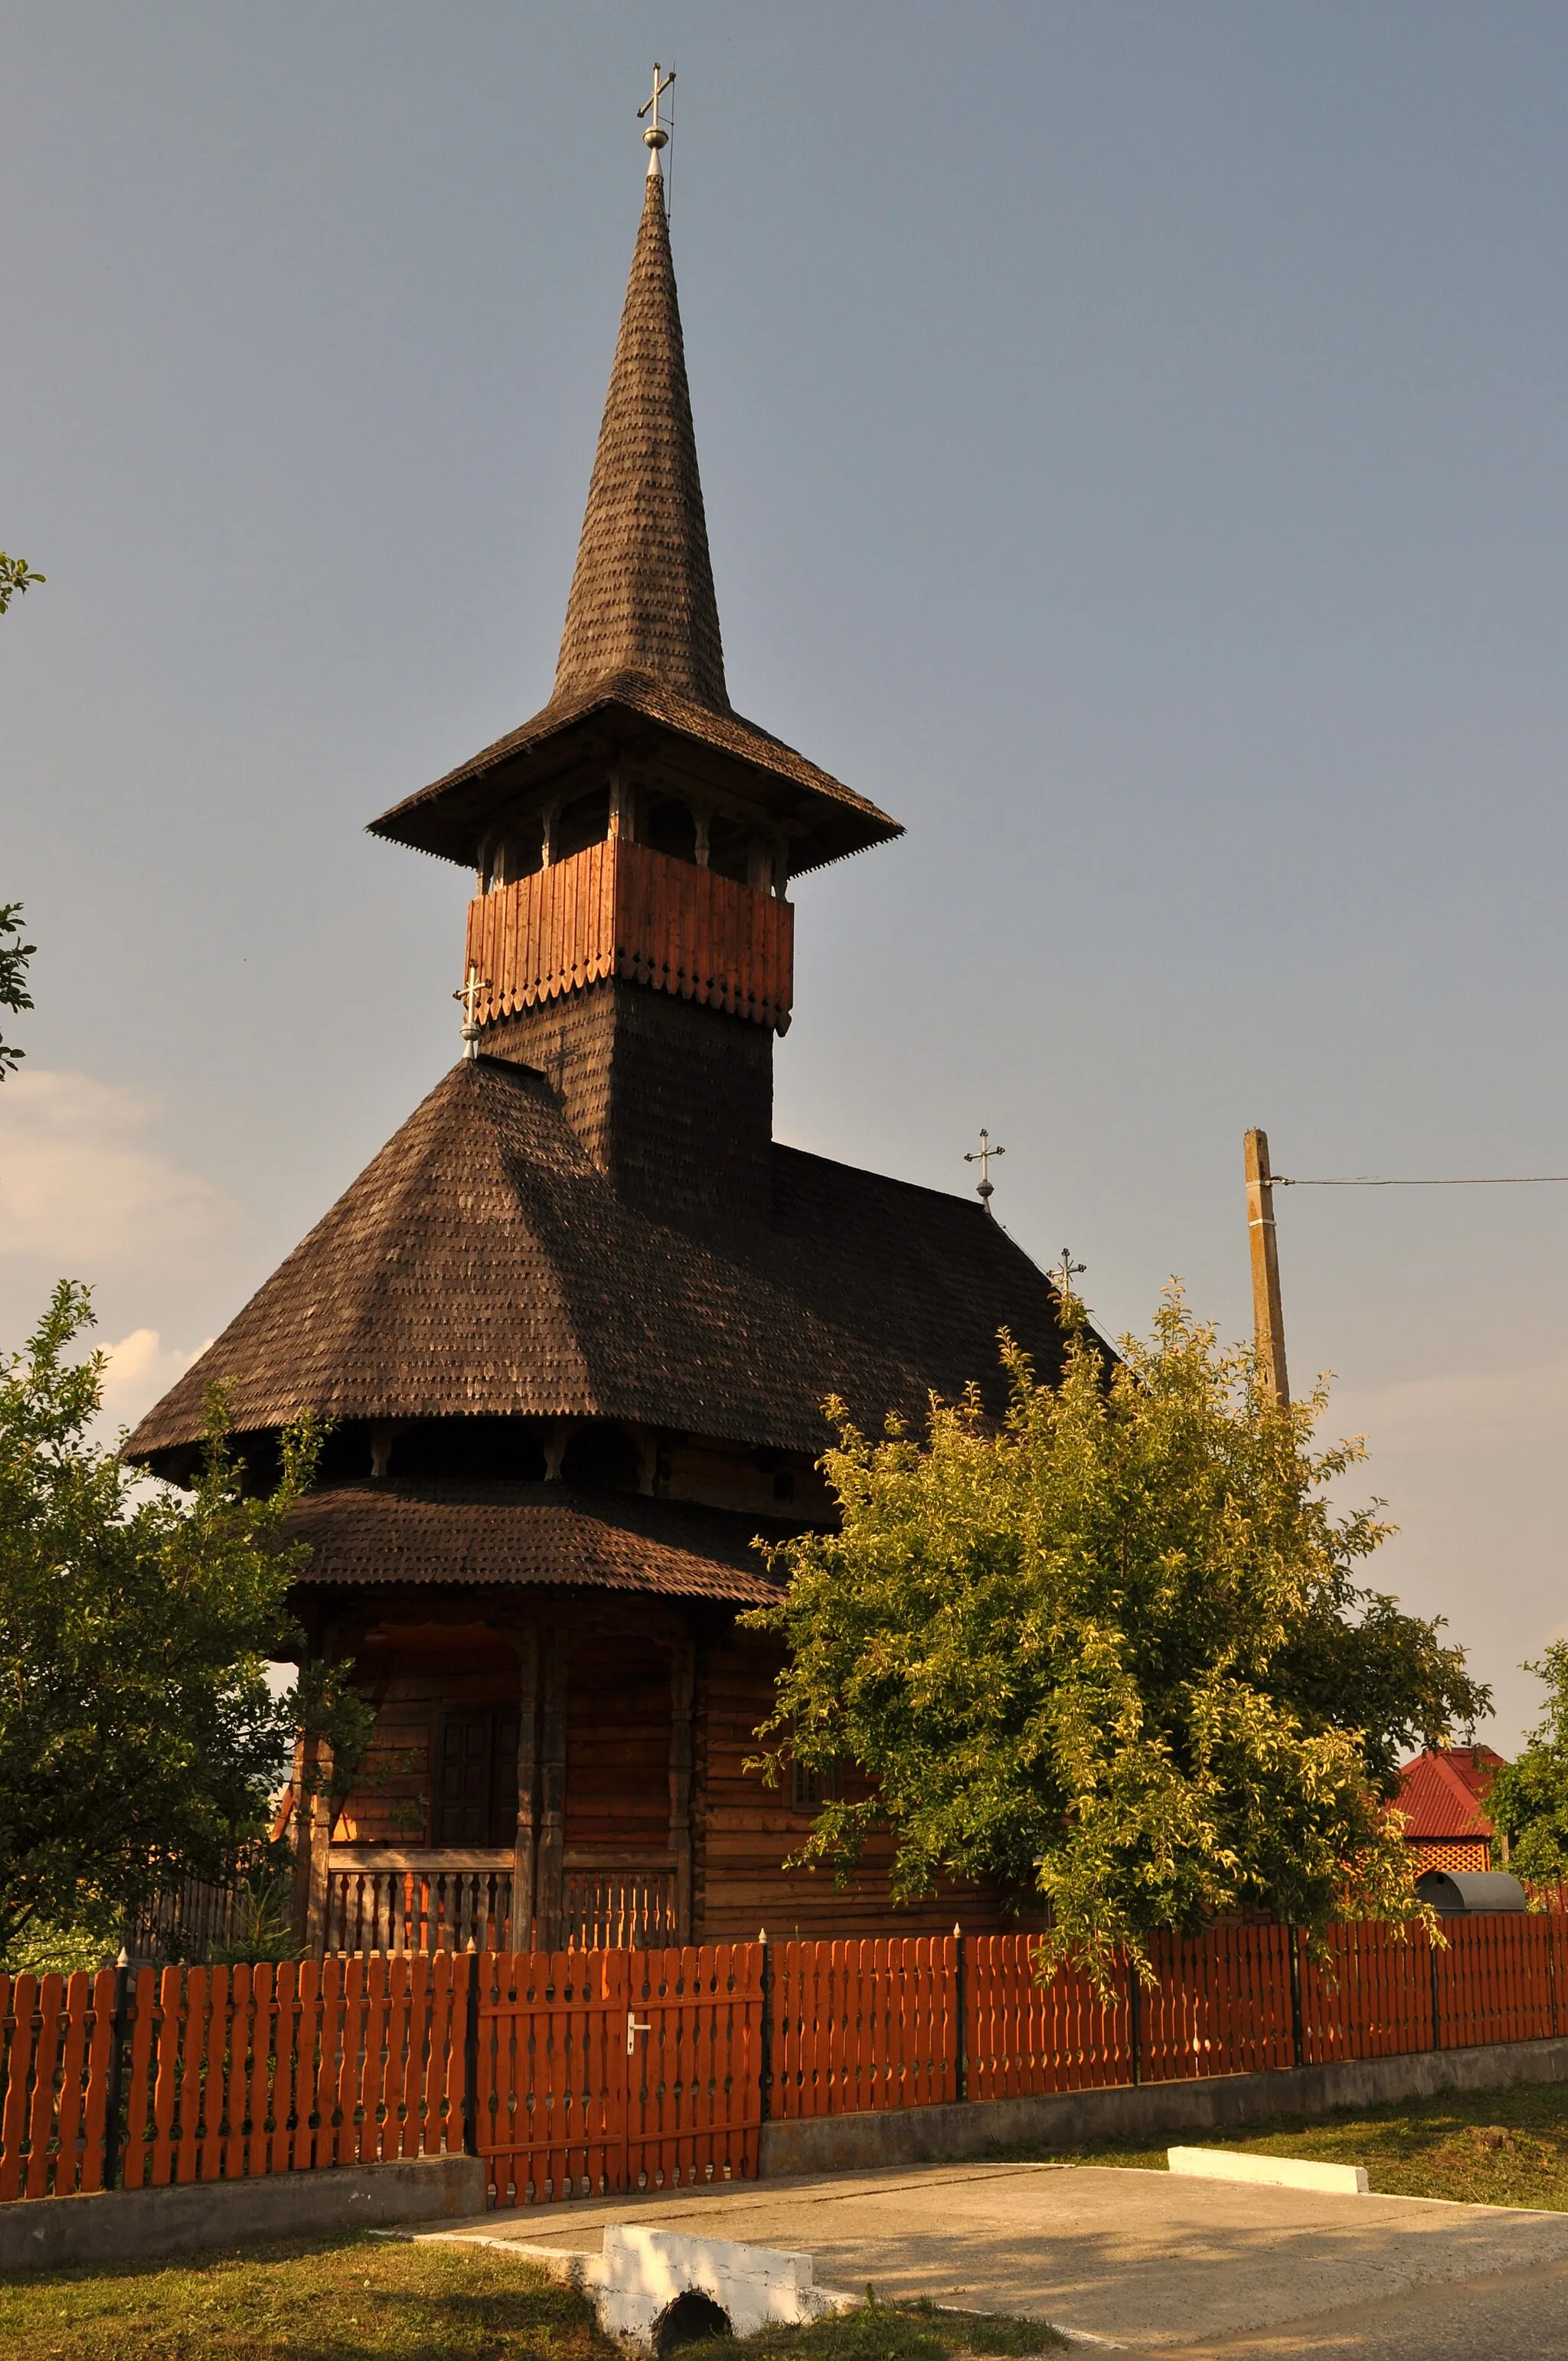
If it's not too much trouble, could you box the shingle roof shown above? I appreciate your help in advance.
[366,175,900,879]
[367,668,902,877]
[1396,1747,1505,1841]
[280,1481,787,1605]
[126,1053,1070,1463]
[554,175,727,711]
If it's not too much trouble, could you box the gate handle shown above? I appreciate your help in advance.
[627,2012,653,2055]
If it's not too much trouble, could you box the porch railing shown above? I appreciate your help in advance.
[323,1849,681,1954]
[325,1850,517,1955]
[123,1867,270,1966]
[564,1853,679,1950]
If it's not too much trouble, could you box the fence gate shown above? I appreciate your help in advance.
[474,1943,763,2208]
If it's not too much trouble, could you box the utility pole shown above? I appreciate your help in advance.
[1243,1128,1289,1403]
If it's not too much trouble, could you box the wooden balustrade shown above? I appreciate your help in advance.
[563,1856,679,1951]
[324,1850,680,1956]
[325,1851,517,1957]
[466,838,794,1034]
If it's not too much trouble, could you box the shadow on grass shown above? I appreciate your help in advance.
[670,2292,1068,2360]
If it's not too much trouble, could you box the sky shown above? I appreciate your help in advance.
[3,4,1566,1749]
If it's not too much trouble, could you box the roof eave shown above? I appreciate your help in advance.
[366,690,902,877]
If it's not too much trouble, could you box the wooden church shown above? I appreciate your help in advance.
[129,116,1071,1954]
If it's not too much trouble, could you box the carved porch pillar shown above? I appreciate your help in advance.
[289,1730,334,1955]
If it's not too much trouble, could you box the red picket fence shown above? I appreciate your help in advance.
[0,1956,469,2201]
[1436,1915,1560,2049]
[966,1936,1133,2097]
[4,1916,1566,2206]
[1298,1922,1435,2062]
[769,1938,958,2118]
[764,1917,1568,2120]
[1138,1925,1298,2082]
[0,1970,117,2199]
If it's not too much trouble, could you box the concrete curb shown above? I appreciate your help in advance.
[1168,2145,1369,2194]
[0,2153,485,2276]
[759,2035,1568,2177]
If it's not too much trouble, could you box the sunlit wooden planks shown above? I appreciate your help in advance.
[769,1936,959,2119]
[626,1943,763,2193]
[465,841,793,1034]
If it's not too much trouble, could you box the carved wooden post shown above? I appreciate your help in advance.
[536,1629,569,1950]
[288,1731,310,1948]
[511,1628,540,1951]
[668,1625,695,1942]
[289,1731,334,1955]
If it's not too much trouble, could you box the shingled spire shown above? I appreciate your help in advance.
[553,171,729,714]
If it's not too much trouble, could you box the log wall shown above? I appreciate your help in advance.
[327,1612,1031,1941]
[694,1626,1024,1940]
[564,1633,673,1856]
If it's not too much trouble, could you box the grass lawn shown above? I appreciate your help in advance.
[677,2296,1065,2360]
[993,2075,1568,2209]
[0,2233,1065,2360]
[0,2235,609,2360]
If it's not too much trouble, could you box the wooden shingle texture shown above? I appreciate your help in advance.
[366,171,901,877]
[554,173,727,712]
[280,1482,786,1605]
[369,668,901,877]
[127,1053,1069,1461]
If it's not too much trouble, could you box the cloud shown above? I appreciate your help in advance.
[0,1069,235,1266]
[96,1327,214,1430]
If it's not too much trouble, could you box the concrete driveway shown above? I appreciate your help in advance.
[420,2158,1568,2354]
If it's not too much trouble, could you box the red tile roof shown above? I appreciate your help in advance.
[1396,1746,1506,1842]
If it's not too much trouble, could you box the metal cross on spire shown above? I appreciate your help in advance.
[1053,1247,1087,1302]
[453,963,491,1061]
[964,1127,1006,1213]
[639,61,676,178]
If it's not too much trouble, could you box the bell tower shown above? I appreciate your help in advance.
[368,87,900,1224]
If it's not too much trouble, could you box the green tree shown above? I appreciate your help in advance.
[0,902,35,1078]
[749,1290,1487,1988]
[1486,1644,1568,1885]
[0,1282,369,1961]
[0,552,44,615]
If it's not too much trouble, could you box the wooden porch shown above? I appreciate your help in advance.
[289,1602,1010,1953]
[293,1612,696,1956]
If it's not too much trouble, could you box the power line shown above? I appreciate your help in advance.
[1272,1173,1568,1188]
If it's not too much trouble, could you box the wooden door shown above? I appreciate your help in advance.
[435,1709,520,1847]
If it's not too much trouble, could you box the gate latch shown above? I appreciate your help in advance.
[627,2011,652,2055]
